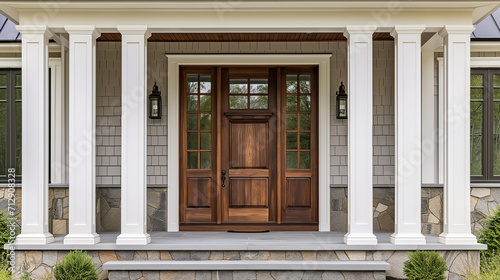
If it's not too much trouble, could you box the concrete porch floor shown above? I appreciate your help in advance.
[12,232,486,251]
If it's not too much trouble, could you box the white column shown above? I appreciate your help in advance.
[343,25,377,245]
[438,25,477,245]
[390,25,426,245]
[15,26,54,245]
[63,26,101,244]
[116,26,151,245]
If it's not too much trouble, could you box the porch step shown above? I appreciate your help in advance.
[103,260,391,271]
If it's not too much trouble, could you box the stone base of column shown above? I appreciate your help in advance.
[343,233,377,245]
[438,232,478,245]
[390,233,426,245]
[64,233,100,245]
[16,233,54,245]
[116,233,151,245]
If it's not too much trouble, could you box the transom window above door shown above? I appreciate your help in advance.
[229,78,269,109]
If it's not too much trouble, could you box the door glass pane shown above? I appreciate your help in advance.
[16,74,21,87]
[250,79,268,94]
[249,96,268,109]
[286,114,297,130]
[15,89,21,100]
[187,95,198,111]
[286,133,297,149]
[229,96,248,109]
[286,151,298,169]
[300,132,311,150]
[286,75,298,93]
[300,75,311,93]
[187,114,198,130]
[299,95,311,111]
[0,89,5,101]
[494,75,500,87]
[471,75,483,87]
[471,89,483,100]
[470,101,483,176]
[200,95,211,111]
[230,79,248,94]
[200,152,211,169]
[494,101,500,175]
[299,113,311,130]
[200,132,211,150]
[494,89,500,100]
[0,102,5,176]
[187,75,198,93]
[286,96,297,111]
[200,113,211,130]
[299,152,311,169]
[187,132,198,150]
[15,101,21,174]
[187,152,198,169]
[200,75,211,93]
[0,75,6,87]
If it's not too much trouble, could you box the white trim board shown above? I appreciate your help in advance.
[166,54,332,232]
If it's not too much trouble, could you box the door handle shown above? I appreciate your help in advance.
[221,170,226,188]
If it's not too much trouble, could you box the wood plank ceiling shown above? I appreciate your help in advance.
[98,32,393,41]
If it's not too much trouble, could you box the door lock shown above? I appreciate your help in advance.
[221,170,226,188]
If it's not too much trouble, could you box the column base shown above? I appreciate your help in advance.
[438,232,478,245]
[390,233,426,245]
[116,233,151,245]
[16,233,54,245]
[64,233,100,245]
[344,233,377,245]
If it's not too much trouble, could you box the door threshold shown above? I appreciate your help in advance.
[179,224,319,231]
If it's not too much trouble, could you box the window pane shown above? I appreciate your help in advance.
[494,89,500,100]
[299,113,311,130]
[299,151,311,169]
[471,89,483,100]
[15,89,21,100]
[187,75,198,93]
[286,75,298,93]
[15,74,21,87]
[187,152,198,169]
[470,102,483,176]
[250,79,268,94]
[187,132,198,150]
[471,75,483,87]
[187,95,198,111]
[0,89,5,101]
[286,151,298,169]
[494,101,500,175]
[229,96,248,109]
[300,75,311,93]
[299,95,311,111]
[286,133,297,149]
[286,95,297,112]
[15,101,21,175]
[249,95,268,109]
[300,132,311,150]
[200,132,211,150]
[187,114,198,130]
[200,75,211,93]
[0,102,5,176]
[200,113,211,130]
[0,75,6,87]
[494,75,500,87]
[200,152,211,169]
[230,79,248,94]
[286,114,297,130]
[200,95,211,111]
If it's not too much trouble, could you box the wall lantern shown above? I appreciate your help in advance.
[336,82,347,119]
[149,82,162,119]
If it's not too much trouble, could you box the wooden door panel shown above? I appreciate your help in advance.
[286,178,311,207]
[228,208,269,223]
[230,122,268,169]
[229,178,269,207]
[187,178,211,208]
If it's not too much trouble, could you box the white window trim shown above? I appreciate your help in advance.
[166,54,332,232]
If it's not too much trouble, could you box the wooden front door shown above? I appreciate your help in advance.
[179,66,318,230]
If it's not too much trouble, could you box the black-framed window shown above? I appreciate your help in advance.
[471,69,500,182]
[0,69,21,183]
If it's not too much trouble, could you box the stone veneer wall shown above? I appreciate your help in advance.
[13,249,478,280]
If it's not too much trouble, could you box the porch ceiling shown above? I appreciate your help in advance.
[98,32,393,42]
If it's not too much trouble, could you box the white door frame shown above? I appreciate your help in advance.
[166,54,332,232]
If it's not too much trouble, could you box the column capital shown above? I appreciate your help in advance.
[64,25,101,39]
[343,25,377,38]
[390,25,426,37]
[117,25,151,38]
[438,25,475,38]
[16,25,54,37]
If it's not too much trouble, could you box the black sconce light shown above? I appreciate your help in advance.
[149,82,162,119]
[336,82,347,119]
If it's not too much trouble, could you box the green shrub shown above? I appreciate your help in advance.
[462,254,500,280]
[0,211,17,265]
[477,206,500,259]
[403,250,447,280]
[53,250,98,280]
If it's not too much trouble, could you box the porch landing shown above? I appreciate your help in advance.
[12,232,486,251]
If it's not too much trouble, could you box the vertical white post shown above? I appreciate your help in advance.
[343,25,377,245]
[438,25,477,245]
[63,26,101,244]
[116,26,151,245]
[390,25,427,245]
[15,25,54,245]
